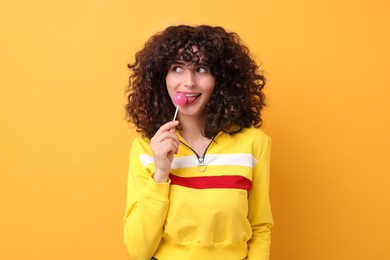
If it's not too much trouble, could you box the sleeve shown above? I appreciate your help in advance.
[123,137,170,260]
[247,136,273,260]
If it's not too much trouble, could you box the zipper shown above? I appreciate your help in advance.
[180,138,214,172]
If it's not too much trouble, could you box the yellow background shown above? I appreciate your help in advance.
[1,0,389,259]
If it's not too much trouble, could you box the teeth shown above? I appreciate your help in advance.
[185,93,200,97]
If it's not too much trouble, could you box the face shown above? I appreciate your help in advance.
[166,58,215,120]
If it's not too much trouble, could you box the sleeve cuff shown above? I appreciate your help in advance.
[143,174,171,202]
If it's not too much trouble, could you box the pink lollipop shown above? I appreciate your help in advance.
[174,92,188,106]
[172,93,187,121]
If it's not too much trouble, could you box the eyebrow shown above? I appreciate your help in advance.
[171,61,208,66]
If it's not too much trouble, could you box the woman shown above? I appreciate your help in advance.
[124,25,273,260]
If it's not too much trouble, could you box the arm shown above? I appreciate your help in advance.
[123,138,170,260]
[123,121,179,259]
[247,136,273,260]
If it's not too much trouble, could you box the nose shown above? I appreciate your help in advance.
[184,71,196,88]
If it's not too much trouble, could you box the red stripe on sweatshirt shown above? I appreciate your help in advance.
[169,174,252,190]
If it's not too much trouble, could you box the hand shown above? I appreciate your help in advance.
[150,121,180,183]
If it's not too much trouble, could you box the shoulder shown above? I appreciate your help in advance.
[219,126,270,143]
[234,126,271,158]
[234,126,271,145]
[216,126,271,157]
[130,135,152,155]
[240,126,270,139]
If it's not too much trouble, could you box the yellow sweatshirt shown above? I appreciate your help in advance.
[124,126,273,260]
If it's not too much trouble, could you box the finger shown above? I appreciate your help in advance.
[154,121,179,136]
[153,139,179,158]
[152,128,180,145]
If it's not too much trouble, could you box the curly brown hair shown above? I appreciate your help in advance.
[125,25,267,139]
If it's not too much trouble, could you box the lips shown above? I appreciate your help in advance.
[184,93,201,104]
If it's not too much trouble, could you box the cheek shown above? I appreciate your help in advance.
[166,74,180,89]
[165,77,178,100]
[165,75,172,87]
[206,79,216,94]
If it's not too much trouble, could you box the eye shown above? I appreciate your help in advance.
[171,65,183,72]
[196,66,208,73]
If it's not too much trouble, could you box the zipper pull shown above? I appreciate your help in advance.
[197,157,207,172]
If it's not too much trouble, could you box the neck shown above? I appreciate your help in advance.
[178,114,211,154]
[178,114,205,139]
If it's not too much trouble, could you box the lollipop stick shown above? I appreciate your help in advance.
[172,105,179,121]
[170,106,180,133]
